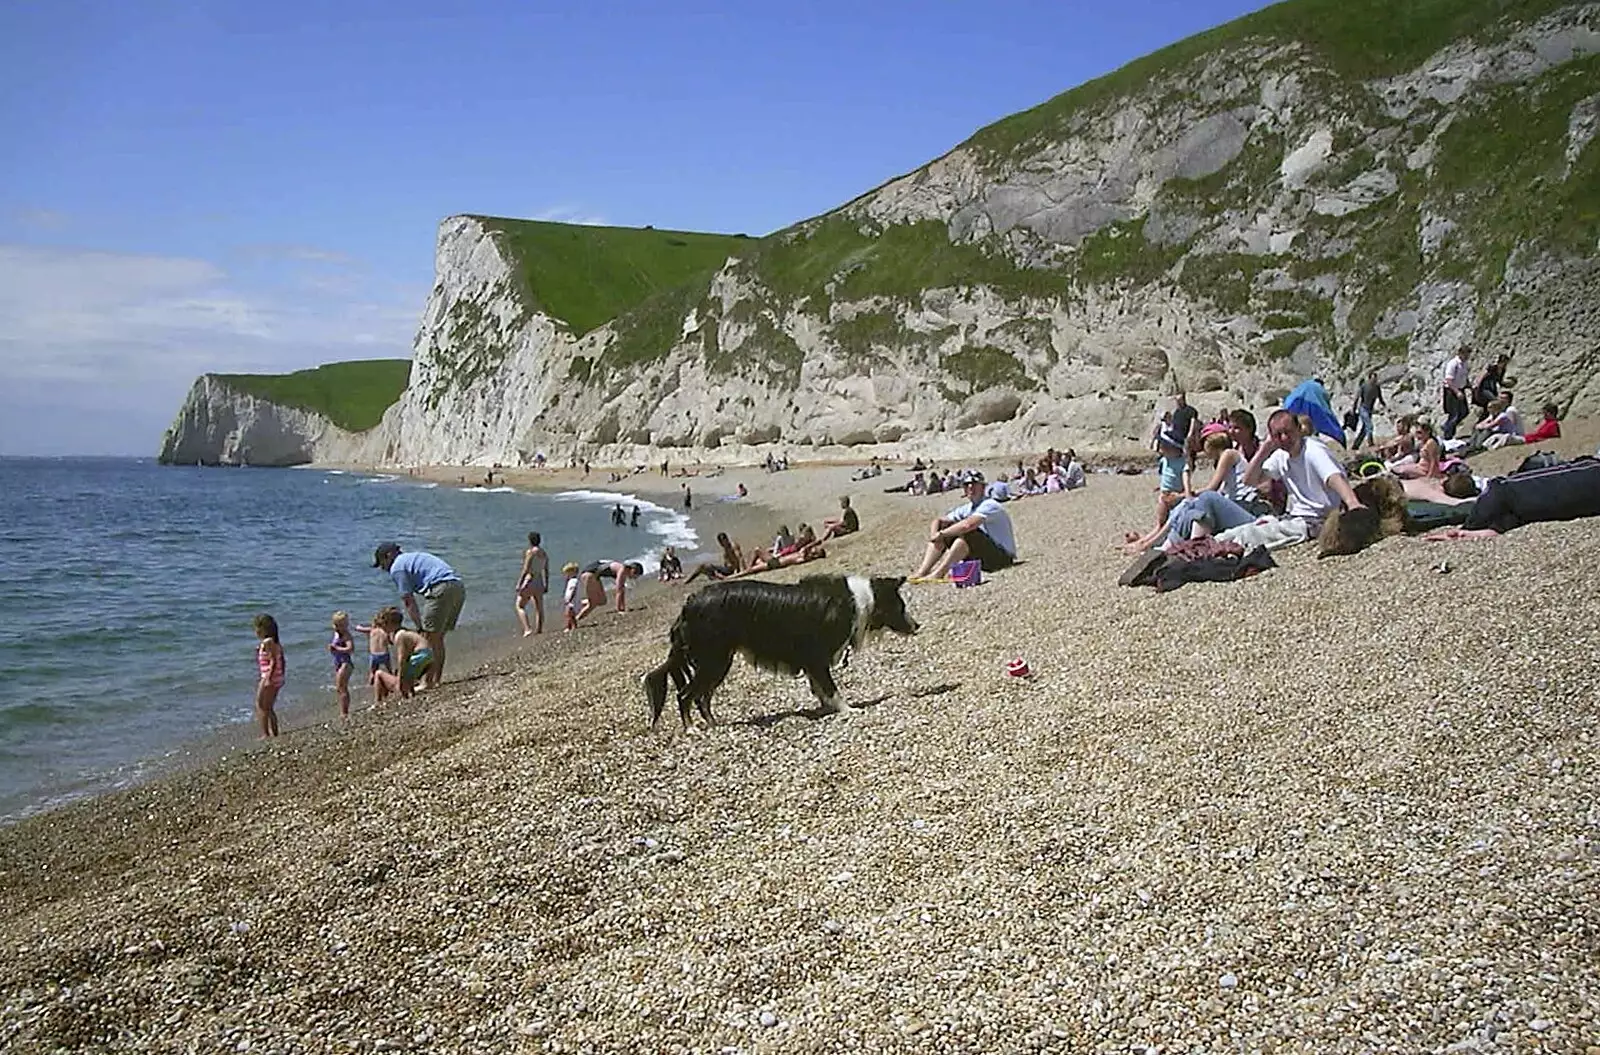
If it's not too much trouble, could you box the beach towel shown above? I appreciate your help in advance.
[1284,379,1347,447]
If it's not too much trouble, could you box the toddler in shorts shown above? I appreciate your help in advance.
[561,561,582,632]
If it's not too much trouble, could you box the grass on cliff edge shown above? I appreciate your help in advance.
[963,0,1577,162]
[472,217,751,337]
[215,360,411,433]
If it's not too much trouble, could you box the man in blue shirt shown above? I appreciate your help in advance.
[372,542,467,690]
[910,470,1018,580]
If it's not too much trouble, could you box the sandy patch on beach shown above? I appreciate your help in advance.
[4,427,1599,1053]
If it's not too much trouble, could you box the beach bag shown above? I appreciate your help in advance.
[950,559,983,588]
[1515,450,1563,474]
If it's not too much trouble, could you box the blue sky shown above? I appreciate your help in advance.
[0,0,1271,455]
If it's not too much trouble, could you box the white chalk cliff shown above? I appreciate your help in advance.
[158,376,367,467]
[166,3,1600,467]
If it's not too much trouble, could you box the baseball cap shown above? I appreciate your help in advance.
[960,470,986,485]
[372,541,401,567]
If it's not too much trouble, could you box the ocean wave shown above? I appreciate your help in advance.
[358,474,399,485]
[642,515,699,552]
[553,489,700,554]
[458,486,518,494]
[551,488,678,515]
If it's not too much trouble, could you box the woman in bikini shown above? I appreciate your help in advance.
[1391,420,1443,479]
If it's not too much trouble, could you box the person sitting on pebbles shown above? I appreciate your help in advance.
[657,546,683,582]
[819,496,859,540]
[1391,419,1443,480]
[685,532,743,583]
[778,524,817,557]
[1480,401,1561,451]
[1237,409,1365,541]
[910,470,1017,579]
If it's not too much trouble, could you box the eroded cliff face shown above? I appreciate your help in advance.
[158,376,368,467]
[324,5,1600,467]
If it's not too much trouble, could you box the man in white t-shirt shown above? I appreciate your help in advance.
[1441,347,1470,440]
[910,470,1018,579]
[1241,410,1364,539]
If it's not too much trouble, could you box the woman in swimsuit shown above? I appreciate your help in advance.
[515,530,550,636]
[1391,420,1443,479]
[575,559,645,621]
[729,541,828,579]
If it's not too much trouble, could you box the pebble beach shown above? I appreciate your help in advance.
[3,428,1599,1054]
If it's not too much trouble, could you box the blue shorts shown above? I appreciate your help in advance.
[369,653,392,674]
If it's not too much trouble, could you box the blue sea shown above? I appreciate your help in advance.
[0,458,701,823]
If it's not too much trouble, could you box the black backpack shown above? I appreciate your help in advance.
[1516,451,1563,474]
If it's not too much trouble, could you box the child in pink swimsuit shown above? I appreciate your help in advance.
[254,613,285,739]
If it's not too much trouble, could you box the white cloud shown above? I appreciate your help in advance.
[0,243,423,455]
[11,207,71,230]
[235,243,356,265]
[531,205,610,226]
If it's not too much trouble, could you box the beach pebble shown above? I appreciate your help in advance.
[6,469,1600,1054]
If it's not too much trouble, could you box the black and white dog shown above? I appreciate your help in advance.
[642,574,918,729]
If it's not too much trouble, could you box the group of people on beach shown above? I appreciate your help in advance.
[254,364,1590,738]
[1125,400,1363,557]
[1120,366,1592,565]
[514,530,644,636]
[250,543,467,738]
[669,494,861,585]
[884,450,1086,500]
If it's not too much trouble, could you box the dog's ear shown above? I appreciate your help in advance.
[893,575,907,588]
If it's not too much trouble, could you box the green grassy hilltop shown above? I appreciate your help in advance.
[473,217,752,337]
[216,359,412,432]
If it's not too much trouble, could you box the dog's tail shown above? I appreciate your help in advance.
[643,614,700,730]
[642,661,671,727]
[642,617,690,728]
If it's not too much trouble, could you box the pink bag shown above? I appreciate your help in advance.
[951,560,983,588]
